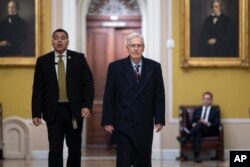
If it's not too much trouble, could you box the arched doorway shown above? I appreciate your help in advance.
[52,0,164,158]
[86,0,142,146]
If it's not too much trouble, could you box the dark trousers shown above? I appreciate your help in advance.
[187,122,217,154]
[115,131,152,167]
[47,103,83,167]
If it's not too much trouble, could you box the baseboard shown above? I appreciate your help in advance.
[161,149,230,160]
[31,150,116,160]
[32,151,48,160]
[162,149,179,160]
[152,149,162,159]
[31,149,230,160]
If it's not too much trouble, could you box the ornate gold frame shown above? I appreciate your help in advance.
[181,0,249,67]
[0,0,42,66]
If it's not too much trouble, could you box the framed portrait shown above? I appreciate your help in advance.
[181,0,249,67]
[0,0,41,66]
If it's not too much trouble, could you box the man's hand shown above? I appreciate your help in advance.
[0,40,10,47]
[81,108,91,119]
[104,125,114,134]
[199,119,209,126]
[207,38,217,45]
[33,117,42,126]
[155,124,163,133]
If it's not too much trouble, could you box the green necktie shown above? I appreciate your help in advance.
[58,55,68,102]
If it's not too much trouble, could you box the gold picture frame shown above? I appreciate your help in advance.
[0,0,41,66]
[181,0,249,67]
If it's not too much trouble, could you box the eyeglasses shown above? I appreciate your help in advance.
[129,44,144,49]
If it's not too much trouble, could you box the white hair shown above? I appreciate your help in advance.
[211,0,224,11]
[125,33,144,48]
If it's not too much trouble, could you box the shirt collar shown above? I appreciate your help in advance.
[130,59,143,68]
[212,12,221,17]
[203,105,211,109]
[54,50,67,58]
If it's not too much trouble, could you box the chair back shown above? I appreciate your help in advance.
[179,105,220,131]
[178,105,224,161]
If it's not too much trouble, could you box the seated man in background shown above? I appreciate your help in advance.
[176,91,220,163]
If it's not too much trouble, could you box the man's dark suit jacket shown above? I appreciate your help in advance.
[0,14,27,56]
[32,50,94,124]
[101,56,165,158]
[199,13,237,57]
[191,106,220,132]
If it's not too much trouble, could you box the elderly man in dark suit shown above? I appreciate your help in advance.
[32,29,94,167]
[199,0,236,57]
[177,91,220,163]
[101,33,165,167]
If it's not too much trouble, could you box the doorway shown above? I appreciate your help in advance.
[86,15,141,145]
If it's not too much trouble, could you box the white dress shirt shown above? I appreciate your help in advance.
[201,105,211,122]
[192,105,212,127]
[212,12,221,24]
[131,59,143,74]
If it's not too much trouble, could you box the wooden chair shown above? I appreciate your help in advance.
[178,105,224,161]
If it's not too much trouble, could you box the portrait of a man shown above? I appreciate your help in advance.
[0,0,35,57]
[191,0,238,57]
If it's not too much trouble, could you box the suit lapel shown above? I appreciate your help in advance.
[48,52,58,83]
[208,107,215,122]
[122,57,138,89]
[196,107,203,119]
[132,57,153,101]
[66,50,72,78]
[122,56,153,101]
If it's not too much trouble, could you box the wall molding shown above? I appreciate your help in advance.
[168,117,250,124]
[3,117,32,159]
[25,117,250,126]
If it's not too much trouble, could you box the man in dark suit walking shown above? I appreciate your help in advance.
[177,91,220,163]
[32,29,94,167]
[101,33,165,167]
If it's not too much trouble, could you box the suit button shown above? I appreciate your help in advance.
[141,100,145,103]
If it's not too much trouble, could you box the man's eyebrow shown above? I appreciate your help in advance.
[53,35,66,38]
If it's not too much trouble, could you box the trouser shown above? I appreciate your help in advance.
[47,103,83,167]
[186,122,215,154]
[115,131,152,167]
